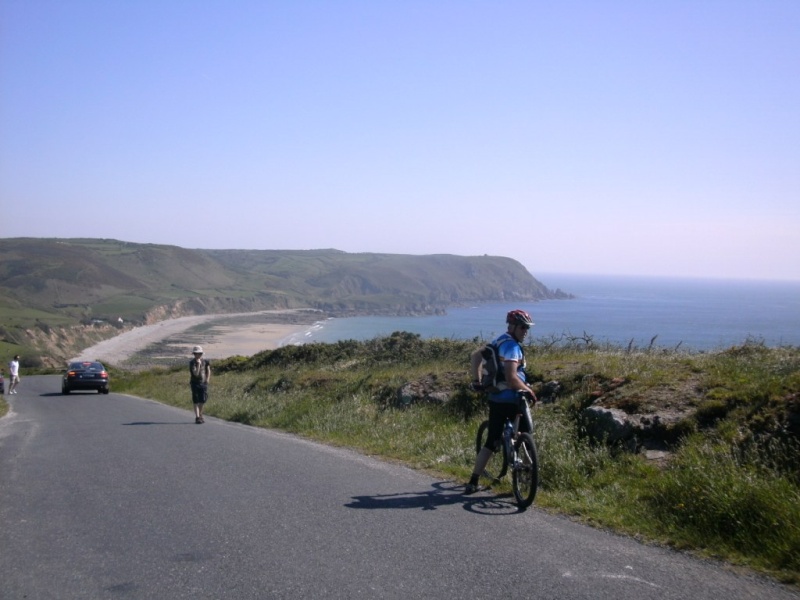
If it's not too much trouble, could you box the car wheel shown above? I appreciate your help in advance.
[62,387,70,395]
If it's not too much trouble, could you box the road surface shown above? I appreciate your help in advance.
[1,376,797,599]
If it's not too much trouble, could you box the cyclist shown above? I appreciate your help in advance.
[465,309,537,494]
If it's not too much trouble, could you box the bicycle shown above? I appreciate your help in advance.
[474,390,539,509]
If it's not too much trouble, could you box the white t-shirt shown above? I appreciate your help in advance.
[9,360,19,377]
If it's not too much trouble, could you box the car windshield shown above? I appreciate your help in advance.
[69,362,105,372]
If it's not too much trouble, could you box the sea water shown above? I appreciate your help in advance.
[282,274,800,351]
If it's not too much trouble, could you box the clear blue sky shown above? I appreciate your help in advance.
[2,1,798,281]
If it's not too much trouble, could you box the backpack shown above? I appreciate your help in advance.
[470,336,525,392]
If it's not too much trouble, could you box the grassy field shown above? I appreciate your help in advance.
[0,301,76,329]
[111,334,800,585]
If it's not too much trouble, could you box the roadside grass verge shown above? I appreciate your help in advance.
[112,334,800,585]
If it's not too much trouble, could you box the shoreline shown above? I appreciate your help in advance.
[72,310,321,365]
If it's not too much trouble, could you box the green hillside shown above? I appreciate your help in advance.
[0,238,562,327]
[0,237,567,364]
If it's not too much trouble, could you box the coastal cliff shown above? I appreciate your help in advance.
[0,238,570,365]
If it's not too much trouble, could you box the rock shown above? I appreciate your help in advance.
[396,380,451,408]
[581,402,694,455]
[537,380,562,403]
[582,406,635,443]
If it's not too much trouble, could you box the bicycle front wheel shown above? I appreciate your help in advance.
[475,420,508,481]
[511,432,539,509]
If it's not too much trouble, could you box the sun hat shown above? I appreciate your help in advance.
[192,345,204,354]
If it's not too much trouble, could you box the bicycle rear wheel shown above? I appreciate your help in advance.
[475,420,508,481]
[511,432,539,509]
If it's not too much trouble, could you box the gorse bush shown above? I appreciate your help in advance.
[113,336,800,584]
[225,332,476,373]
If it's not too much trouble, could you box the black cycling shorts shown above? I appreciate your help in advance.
[483,398,532,450]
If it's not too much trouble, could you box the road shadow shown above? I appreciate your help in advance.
[122,421,194,426]
[39,392,107,397]
[344,480,524,515]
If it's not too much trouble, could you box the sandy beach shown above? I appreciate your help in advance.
[72,310,318,365]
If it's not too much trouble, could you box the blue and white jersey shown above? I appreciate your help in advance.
[490,332,527,403]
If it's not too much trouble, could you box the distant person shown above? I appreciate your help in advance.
[465,310,537,494]
[189,346,211,424]
[7,355,21,394]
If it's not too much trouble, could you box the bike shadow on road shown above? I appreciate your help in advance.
[344,481,525,515]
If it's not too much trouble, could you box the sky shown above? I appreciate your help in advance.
[1,1,798,281]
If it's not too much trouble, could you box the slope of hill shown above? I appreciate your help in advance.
[0,238,567,363]
[204,247,560,314]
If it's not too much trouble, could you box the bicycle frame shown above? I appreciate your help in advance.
[502,399,529,458]
[474,392,539,509]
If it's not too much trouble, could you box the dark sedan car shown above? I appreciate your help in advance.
[62,361,110,394]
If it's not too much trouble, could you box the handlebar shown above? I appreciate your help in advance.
[517,390,537,409]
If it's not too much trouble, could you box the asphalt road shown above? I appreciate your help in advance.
[1,376,797,600]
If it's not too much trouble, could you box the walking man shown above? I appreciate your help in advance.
[7,355,20,394]
[189,346,211,424]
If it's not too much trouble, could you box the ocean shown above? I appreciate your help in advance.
[282,274,800,351]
